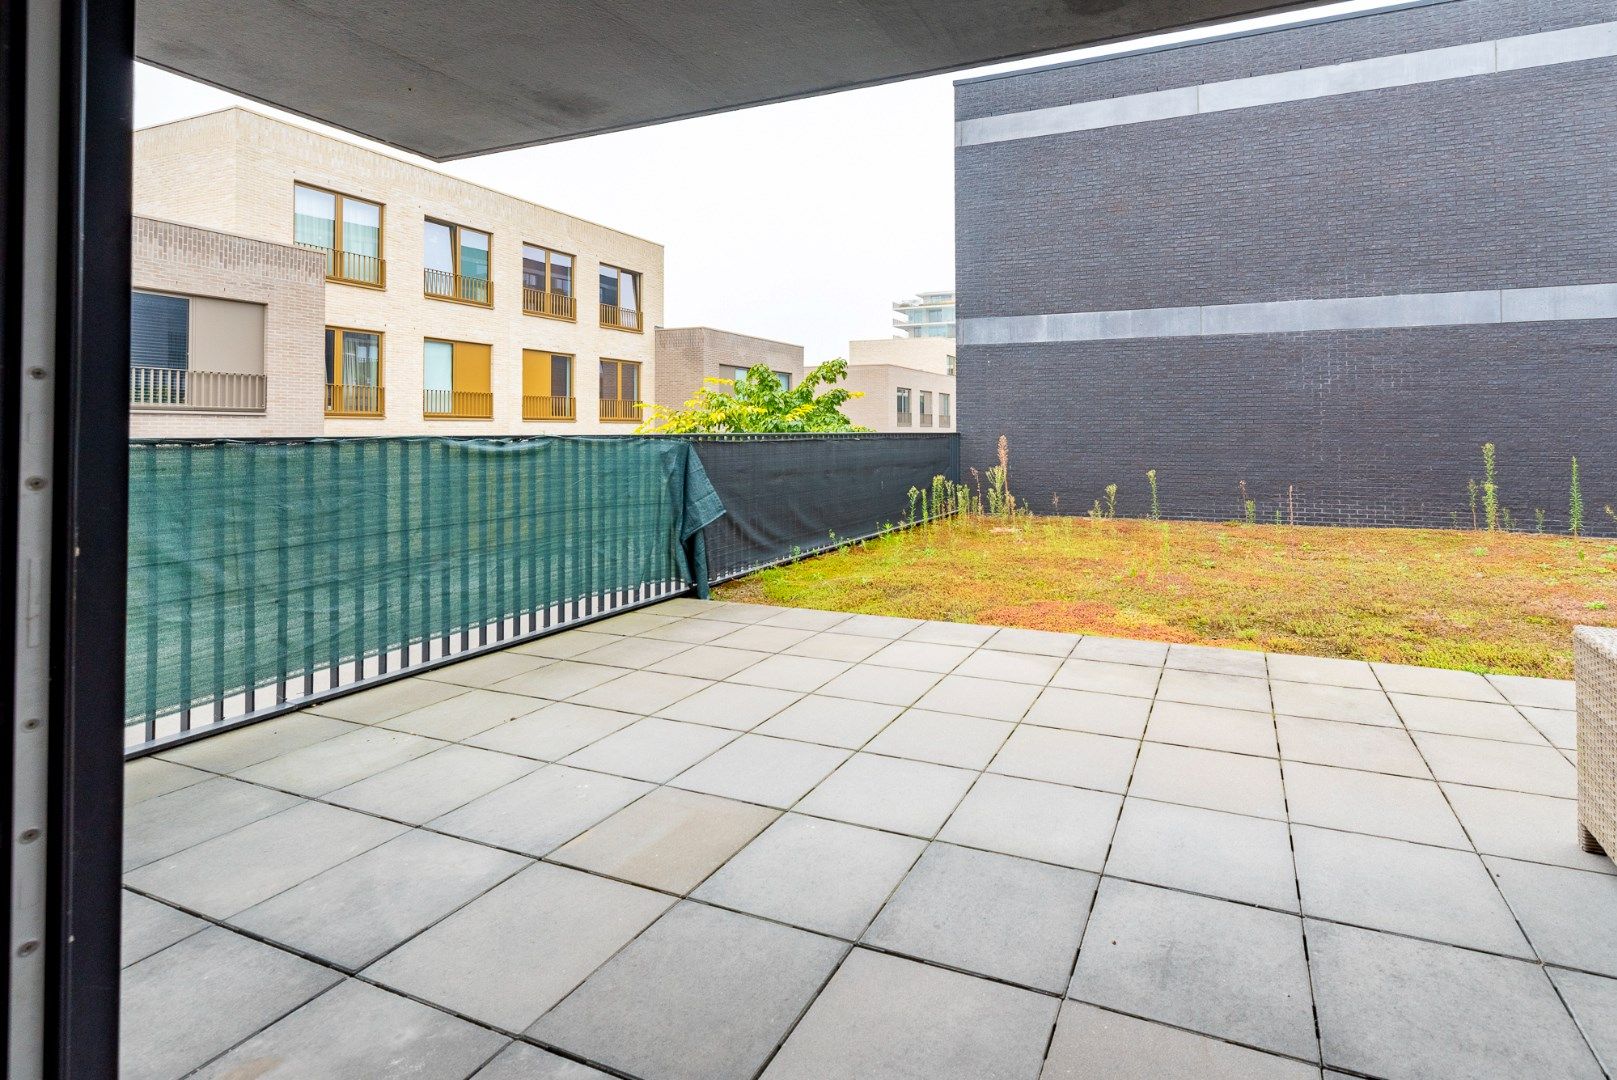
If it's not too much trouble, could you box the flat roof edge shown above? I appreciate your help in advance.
[952,0,1450,88]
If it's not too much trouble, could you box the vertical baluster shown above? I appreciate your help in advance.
[177,447,195,728]
[274,446,289,705]
[400,437,414,668]
[439,438,452,657]
[378,439,391,674]
[328,440,341,689]
[563,436,575,624]
[353,439,367,680]
[459,439,471,652]
[243,447,259,713]
[540,436,552,630]
[141,444,159,742]
[303,441,316,695]
[582,438,595,618]
[209,444,226,724]
[478,443,490,647]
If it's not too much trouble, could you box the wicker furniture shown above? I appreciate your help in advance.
[1575,626,1616,862]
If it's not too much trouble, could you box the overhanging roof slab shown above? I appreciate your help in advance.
[136,0,1312,160]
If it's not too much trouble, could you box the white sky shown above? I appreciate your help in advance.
[134,0,1392,364]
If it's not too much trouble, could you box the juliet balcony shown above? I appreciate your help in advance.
[129,365,268,413]
[425,267,494,307]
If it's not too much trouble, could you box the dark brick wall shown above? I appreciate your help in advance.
[955,0,1617,532]
[969,324,1617,530]
[955,0,1613,121]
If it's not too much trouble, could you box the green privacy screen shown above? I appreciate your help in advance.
[126,437,722,734]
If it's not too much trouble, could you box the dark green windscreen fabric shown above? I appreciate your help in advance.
[126,437,723,726]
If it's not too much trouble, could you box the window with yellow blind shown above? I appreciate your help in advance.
[522,350,575,420]
[422,338,492,418]
[599,358,643,423]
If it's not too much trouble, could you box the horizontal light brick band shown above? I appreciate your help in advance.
[959,284,1617,345]
[957,20,1617,147]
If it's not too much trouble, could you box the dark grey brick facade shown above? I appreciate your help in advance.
[955,0,1617,530]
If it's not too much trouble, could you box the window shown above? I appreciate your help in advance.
[946,354,956,376]
[600,358,643,421]
[919,390,933,426]
[324,328,384,416]
[719,365,792,390]
[522,350,575,420]
[522,244,576,320]
[939,393,951,425]
[424,219,493,305]
[599,265,642,331]
[131,291,189,371]
[129,290,267,412]
[896,386,912,426]
[422,338,493,418]
[293,183,384,286]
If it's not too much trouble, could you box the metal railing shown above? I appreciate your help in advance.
[896,412,913,427]
[298,244,386,287]
[424,267,493,306]
[920,414,934,428]
[688,432,961,582]
[122,432,960,755]
[124,436,715,754]
[423,389,494,419]
[599,397,643,422]
[523,287,576,320]
[523,395,576,421]
[325,383,385,417]
[130,366,267,412]
[939,413,952,427]
[600,302,642,331]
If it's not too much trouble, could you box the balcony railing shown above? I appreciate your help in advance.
[523,287,576,321]
[920,414,934,428]
[325,383,385,417]
[600,302,642,332]
[896,412,913,427]
[524,395,577,421]
[298,244,386,287]
[423,389,494,419]
[939,413,952,427]
[129,366,267,412]
[424,268,493,307]
[124,433,961,752]
[599,397,643,422]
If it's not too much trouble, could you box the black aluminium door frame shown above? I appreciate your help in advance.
[5,0,132,1074]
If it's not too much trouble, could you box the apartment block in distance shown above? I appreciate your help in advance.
[653,327,804,408]
[840,336,957,432]
[956,0,1617,527]
[893,290,956,338]
[133,108,662,435]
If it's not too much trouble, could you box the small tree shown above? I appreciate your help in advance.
[637,359,867,434]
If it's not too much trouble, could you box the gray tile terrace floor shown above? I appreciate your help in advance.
[121,599,1617,1080]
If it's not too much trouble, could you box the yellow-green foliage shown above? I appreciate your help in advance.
[637,358,866,434]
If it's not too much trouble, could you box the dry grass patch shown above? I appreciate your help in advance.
[716,516,1617,678]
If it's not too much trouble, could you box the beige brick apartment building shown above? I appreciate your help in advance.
[132,108,662,436]
[652,327,805,407]
[840,337,956,432]
[650,327,957,433]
